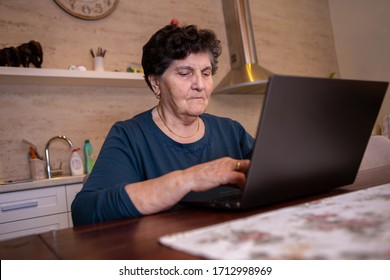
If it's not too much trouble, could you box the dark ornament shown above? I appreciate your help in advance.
[0,40,43,68]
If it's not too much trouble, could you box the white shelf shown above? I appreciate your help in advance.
[0,67,146,88]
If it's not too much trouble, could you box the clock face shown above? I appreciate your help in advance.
[54,0,119,20]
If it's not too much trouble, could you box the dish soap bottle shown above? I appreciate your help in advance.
[84,139,95,174]
[70,148,84,176]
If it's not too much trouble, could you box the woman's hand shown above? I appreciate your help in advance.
[126,157,250,215]
[183,157,250,192]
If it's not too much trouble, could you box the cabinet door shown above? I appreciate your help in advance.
[0,213,68,241]
[65,183,83,211]
[0,186,67,224]
[65,183,83,227]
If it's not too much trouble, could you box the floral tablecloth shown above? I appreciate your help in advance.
[159,184,390,259]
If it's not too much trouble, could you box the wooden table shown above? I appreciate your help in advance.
[1,165,390,260]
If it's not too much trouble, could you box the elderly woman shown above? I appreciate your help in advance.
[72,24,254,226]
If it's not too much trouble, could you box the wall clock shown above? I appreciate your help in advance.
[54,0,119,20]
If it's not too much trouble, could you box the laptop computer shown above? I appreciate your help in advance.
[180,74,388,209]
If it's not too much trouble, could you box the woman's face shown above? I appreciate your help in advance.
[156,52,214,119]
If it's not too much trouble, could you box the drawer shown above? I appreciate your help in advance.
[0,186,67,224]
[0,213,68,241]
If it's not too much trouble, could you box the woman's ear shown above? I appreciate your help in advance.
[148,75,160,96]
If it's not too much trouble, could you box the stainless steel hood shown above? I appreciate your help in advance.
[213,0,272,94]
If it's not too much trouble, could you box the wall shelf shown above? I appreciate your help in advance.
[0,67,146,88]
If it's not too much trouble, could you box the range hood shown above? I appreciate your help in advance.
[213,0,272,94]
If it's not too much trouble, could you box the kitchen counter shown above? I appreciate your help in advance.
[0,175,85,193]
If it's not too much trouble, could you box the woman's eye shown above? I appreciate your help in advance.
[178,71,191,77]
[202,71,211,77]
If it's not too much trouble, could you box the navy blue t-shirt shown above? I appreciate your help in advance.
[72,108,254,225]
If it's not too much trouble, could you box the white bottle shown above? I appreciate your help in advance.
[70,148,84,176]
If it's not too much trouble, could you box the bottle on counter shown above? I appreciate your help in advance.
[70,148,84,176]
[84,139,95,174]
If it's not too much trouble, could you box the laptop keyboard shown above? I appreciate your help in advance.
[209,189,242,209]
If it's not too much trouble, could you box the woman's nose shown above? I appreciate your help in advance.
[191,72,205,91]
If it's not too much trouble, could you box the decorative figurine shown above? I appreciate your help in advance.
[0,40,43,68]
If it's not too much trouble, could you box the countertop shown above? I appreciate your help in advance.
[0,174,85,193]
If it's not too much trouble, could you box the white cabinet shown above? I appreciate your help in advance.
[0,183,83,241]
[65,183,83,227]
[0,214,68,241]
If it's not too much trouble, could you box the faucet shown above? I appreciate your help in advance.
[45,135,73,179]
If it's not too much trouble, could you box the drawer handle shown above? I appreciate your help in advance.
[1,201,38,212]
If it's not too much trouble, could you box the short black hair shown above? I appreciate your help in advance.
[142,24,222,90]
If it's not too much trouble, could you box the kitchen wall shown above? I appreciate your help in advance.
[328,0,390,132]
[0,0,339,181]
